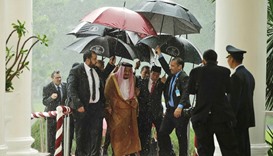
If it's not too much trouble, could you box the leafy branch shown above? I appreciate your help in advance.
[5,20,48,91]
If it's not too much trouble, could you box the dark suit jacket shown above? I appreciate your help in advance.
[137,78,164,118]
[159,57,190,109]
[188,62,236,124]
[229,65,255,128]
[67,63,115,111]
[43,82,67,112]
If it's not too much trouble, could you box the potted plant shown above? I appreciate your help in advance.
[5,20,48,91]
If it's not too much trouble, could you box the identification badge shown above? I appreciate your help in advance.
[175,89,180,97]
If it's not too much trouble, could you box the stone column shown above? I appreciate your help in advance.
[215,0,268,155]
[0,0,8,154]
[4,0,38,155]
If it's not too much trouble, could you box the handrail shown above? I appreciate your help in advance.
[31,106,72,156]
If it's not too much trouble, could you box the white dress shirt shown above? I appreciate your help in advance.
[148,78,155,93]
[84,63,100,103]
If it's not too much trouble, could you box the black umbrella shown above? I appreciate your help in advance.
[133,43,154,63]
[137,34,173,49]
[160,36,202,64]
[132,0,202,35]
[67,22,115,37]
[65,35,137,60]
[68,22,143,46]
[107,29,142,45]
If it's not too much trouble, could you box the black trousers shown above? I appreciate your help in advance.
[138,110,162,156]
[74,103,103,156]
[235,127,250,156]
[158,108,189,156]
[47,117,57,156]
[192,117,239,156]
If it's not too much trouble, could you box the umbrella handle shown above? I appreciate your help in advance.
[159,15,165,35]
[154,15,165,55]
[168,56,173,64]
[118,57,123,64]
[114,29,121,56]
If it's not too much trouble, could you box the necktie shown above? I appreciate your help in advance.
[168,76,176,107]
[57,86,61,102]
[90,68,96,101]
[151,81,156,94]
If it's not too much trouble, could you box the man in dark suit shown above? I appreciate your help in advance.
[67,50,115,156]
[43,70,67,156]
[188,49,239,156]
[226,45,255,156]
[137,65,166,156]
[155,47,190,156]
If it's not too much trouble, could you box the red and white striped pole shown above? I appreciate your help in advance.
[31,111,57,119]
[54,106,71,156]
[30,106,71,156]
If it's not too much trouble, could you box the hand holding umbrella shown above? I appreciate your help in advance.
[109,56,116,65]
[134,60,141,70]
[155,45,162,55]
[161,74,167,83]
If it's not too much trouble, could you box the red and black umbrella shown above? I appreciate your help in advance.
[81,7,157,36]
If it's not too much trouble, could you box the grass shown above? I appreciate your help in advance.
[31,118,47,152]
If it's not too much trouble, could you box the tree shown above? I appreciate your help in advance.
[6,20,48,91]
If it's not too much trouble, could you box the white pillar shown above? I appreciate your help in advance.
[0,0,8,154]
[215,0,268,155]
[4,0,38,155]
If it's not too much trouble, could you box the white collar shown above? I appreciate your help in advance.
[234,64,244,71]
[54,84,61,89]
[231,64,244,75]
[84,62,91,72]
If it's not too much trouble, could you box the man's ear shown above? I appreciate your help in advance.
[179,64,183,70]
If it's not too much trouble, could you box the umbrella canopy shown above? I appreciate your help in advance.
[137,34,173,49]
[65,35,137,60]
[160,36,202,64]
[133,43,154,63]
[81,7,157,36]
[67,22,143,46]
[67,21,114,37]
[132,0,202,35]
[108,30,143,45]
